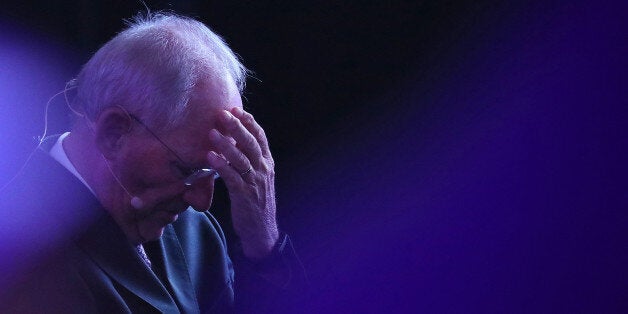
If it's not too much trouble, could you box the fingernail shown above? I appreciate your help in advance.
[232,107,243,116]
[221,110,232,121]
[207,151,224,165]
[207,150,219,159]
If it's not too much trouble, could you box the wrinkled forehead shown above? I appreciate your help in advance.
[185,73,242,128]
[162,74,242,163]
[191,72,242,112]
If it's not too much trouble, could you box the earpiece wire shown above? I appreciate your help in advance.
[0,80,78,193]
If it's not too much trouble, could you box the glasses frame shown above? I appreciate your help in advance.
[129,115,219,186]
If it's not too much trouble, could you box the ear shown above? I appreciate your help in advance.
[94,106,133,160]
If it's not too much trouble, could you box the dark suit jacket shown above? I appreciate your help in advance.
[0,149,236,313]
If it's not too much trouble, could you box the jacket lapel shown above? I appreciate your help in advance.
[30,138,181,312]
[77,212,180,313]
[159,225,200,314]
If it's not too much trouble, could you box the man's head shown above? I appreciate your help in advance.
[75,13,247,132]
[69,13,246,244]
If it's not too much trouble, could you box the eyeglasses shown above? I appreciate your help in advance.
[130,115,219,186]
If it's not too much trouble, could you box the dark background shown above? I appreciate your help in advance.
[1,1,626,312]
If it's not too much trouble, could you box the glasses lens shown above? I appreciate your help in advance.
[184,168,219,186]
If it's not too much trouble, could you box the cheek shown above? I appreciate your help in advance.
[120,150,173,192]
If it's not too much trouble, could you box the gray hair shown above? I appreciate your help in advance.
[74,12,247,131]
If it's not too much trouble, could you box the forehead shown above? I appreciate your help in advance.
[191,73,242,114]
[163,75,242,163]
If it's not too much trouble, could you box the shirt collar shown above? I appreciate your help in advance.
[49,132,96,196]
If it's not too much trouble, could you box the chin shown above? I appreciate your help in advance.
[139,219,171,242]
[138,225,166,242]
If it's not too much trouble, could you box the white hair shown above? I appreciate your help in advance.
[73,12,248,131]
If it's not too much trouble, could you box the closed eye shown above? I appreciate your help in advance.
[172,162,193,178]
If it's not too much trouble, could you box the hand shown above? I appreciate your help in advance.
[206,107,279,260]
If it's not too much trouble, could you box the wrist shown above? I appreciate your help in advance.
[247,232,289,268]
[241,228,280,260]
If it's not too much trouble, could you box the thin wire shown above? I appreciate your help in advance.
[129,114,219,182]
[64,78,83,117]
[101,153,134,199]
[129,115,189,167]
[0,83,77,193]
[77,104,133,199]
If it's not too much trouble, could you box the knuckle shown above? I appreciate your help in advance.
[254,128,264,138]
[218,138,231,150]
[242,112,255,124]
[245,135,257,148]
[260,160,273,173]
[238,151,248,164]
[227,121,239,131]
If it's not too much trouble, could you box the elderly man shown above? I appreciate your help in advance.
[0,13,297,313]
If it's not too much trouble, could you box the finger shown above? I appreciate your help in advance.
[206,150,245,188]
[208,128,253,178]
[218,110,263,167]
[231,107,272,159]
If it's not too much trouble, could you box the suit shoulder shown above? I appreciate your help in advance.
[171,209,229,251]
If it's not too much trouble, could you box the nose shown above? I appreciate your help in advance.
[183,177,215,211]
